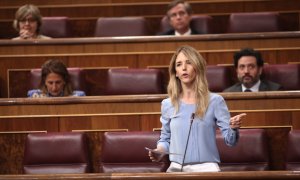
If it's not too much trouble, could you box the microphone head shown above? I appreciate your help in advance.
[191,113,195,119]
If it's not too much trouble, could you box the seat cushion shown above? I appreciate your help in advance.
[23,132,91,174]
[41,17,71,38]
[228,12,279,33]
[100,131,170,173]
[94,17,149,37]
[285,130,300,170]
[105,68,164,95]
[217,129,270,171]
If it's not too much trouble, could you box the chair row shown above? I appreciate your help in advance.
[39,12,284,38]
[8,63,300,98]
[22,129,300,174]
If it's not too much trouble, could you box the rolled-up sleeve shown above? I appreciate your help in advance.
[214,96,239,146]
[157,99,171,151]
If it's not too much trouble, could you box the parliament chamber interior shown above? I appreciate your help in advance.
[0,0,300,179]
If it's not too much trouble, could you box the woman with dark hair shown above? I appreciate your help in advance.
[28,59,85,98]
[13,4,51,40]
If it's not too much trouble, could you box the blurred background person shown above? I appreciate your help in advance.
[13,4,51,40]
[28,59,85,98]
[224,48,282,92]
[160,0,199,36]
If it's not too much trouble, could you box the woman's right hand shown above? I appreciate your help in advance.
[19,29,34,39]
[148,145,166,162]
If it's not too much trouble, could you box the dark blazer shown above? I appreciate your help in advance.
[223,80,282,92]
[159,28,200,35]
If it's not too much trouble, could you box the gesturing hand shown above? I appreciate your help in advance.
[230,113,246,129]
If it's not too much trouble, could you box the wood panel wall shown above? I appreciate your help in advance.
[0,32,300,97]
[1,0,299,19]
[0,171,299,179]
[1,11,299,38]
[0,92,299,173]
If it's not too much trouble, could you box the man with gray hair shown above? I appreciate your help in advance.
[160,0,200,36]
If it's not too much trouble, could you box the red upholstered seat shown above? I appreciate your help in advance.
[217,129,270,171]
[262,64,300,90]
[285,130,300,170]
[23,132,91,174]
[41,17,71,38]
[227,12,280,33]
[105,68,165,95]
[100,131,170,173]
[30,67,86,93]
[160,15,213,34]
[94,17,149,37]
[207,65,234,92]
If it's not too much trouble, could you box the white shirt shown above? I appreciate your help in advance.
[242,80,261,92]
[175,28,192,36]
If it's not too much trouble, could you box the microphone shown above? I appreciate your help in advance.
[180,113,195,172]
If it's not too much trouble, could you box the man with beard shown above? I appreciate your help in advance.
[224,48,282,92]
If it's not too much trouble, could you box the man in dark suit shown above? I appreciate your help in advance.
[224,48,282,92]
[160,0,200,36]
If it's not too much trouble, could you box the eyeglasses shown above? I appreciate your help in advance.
[19,18,36,24]
[169,11,188,19]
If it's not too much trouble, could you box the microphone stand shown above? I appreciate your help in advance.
[180,113,195,172]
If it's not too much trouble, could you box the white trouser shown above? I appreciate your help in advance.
[167,162,220,172]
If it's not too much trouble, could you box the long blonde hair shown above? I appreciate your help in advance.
[167,45,210,117]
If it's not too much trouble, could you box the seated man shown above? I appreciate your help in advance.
[160,0,199,36]
[224,48,282,92]
[28,59,85,97]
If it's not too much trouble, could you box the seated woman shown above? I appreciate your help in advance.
[28,59,86,98]
[12,4,51,40]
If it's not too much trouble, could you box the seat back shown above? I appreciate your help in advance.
[262,64,300,90]
[94,17,149,37]
[216,129,270,171]
[160,15,213,34]
[30,67,86,93]
[227,12,279,33]
[105,68,165,95]
[285,130,300,170]
[100,131,170,173]
[207,65,233,92]
[40,17,71,38]
[23,132,91,174]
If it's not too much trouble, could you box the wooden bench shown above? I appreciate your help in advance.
[1,11,299,38]
[1,32,300,97]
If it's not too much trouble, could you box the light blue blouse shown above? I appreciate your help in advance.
[27,89,86,98]
[157,93,239,165]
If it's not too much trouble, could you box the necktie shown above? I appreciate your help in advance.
[244,89,252,92]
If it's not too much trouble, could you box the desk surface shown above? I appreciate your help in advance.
[0,92,298,173]
[0,32,299,97]
[1,32,300,55]
[0,91,299,130]
[0,171,299,180]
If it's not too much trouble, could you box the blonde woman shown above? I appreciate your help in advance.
[149,45,246,172]
[13,4,51,40]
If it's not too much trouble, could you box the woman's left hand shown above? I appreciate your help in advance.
[230,113,246,129]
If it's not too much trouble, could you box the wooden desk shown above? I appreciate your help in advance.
[0,91,299,131]
[1,11,299,38]
[0,171,300,180]
[0,92,298,173]
[1,0,299,19]
[0,32,300,97]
